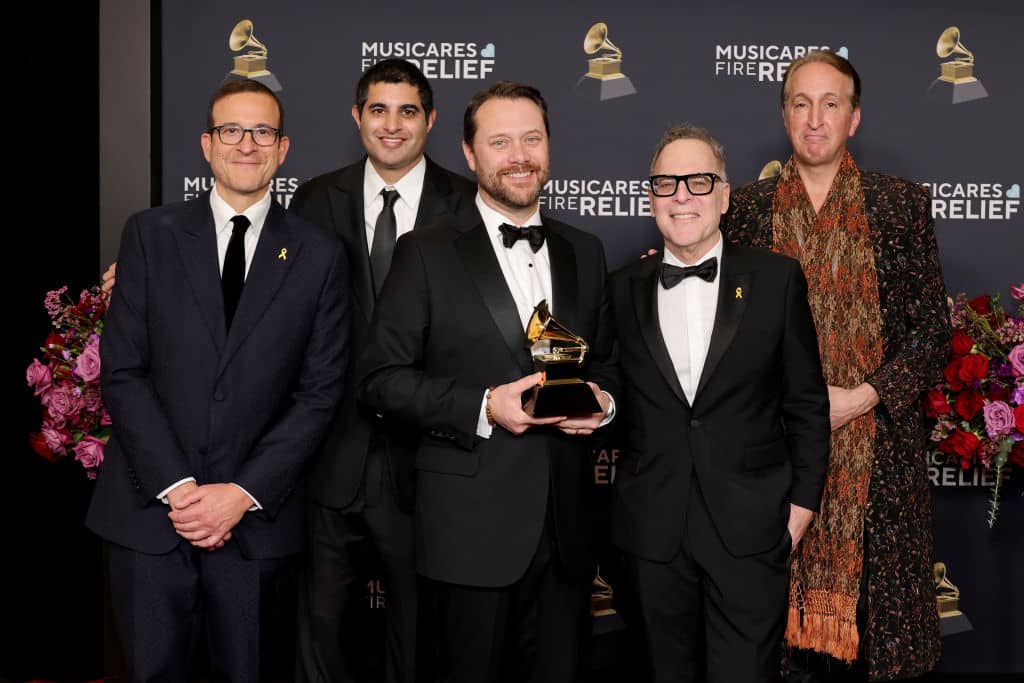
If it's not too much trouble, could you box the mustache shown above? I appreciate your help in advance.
[499,163,541,176]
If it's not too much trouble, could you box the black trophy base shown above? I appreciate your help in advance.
[939,611,973,636]
[927,78,987,104]
[574,74,637,101]
[225,71,283,92]
[533,380,602,417]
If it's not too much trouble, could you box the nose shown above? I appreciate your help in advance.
[384,110,401,131]
[672,181,694,201]
[808,105,823,128]
[237,129,259,151]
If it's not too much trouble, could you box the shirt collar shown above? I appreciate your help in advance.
[475,193,542,237]
[363,155,427,212]
[210,186,272,239]
[663,230,723,277]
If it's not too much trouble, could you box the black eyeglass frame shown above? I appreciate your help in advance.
[648,172,724,197]
[207,124,282,146]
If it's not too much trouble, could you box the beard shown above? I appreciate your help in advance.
[477,163,550,211]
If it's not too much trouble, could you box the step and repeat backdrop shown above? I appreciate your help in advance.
[149,0,1022,674]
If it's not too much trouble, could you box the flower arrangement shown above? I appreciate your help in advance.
[924,284,1024,526]
[26,285,110,479]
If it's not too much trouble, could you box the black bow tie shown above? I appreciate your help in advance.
[499,223,546,253]
[660,257,718,289]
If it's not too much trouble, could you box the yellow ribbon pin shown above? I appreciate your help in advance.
[278,248,288,261]
[735,287,743,299]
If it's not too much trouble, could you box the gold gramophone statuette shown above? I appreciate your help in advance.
[934,561,963,617]
[526,300,602,417]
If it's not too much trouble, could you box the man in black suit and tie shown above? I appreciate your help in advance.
[87,79,350,682]
[609,125,830,683]
[290,59,475,683]
[358,81,618,683]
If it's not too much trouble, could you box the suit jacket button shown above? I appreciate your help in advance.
[213,391,225,401]
[690,419,701,428]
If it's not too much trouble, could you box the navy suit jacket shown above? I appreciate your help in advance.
[86,192,350,559]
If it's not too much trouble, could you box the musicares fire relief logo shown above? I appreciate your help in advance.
[183,177,299,207]
[541,178,651,218]
[929,450,1010,487]
[594,448,619,485]
[714,44,845,82]
[360,40,495,79]
[922,181,1020,221]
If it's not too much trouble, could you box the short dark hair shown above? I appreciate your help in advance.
[463,81,549,146]
[650,124,728,181]
[207,79,284,132]
[781,50,861,110]
[355,59,434,119]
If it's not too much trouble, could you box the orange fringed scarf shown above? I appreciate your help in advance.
[772,152,883,663]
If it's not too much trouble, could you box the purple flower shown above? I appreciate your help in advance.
[74,339,102,383]
[1009,344,1024,377]
[26,358,52,396]
[983,400,1015,438]
[1013,385,1024,405]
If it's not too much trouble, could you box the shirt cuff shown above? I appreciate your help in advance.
[157,477,196,504]
[476,390,494,439]
[598,391,616,427]
[231,483,262,511]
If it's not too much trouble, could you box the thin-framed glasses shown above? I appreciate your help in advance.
[208,124,281,146]
[649,173,722,197]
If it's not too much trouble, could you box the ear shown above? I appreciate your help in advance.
[426,109,437,133]
[848,106,861,138]
[462,139,476,173]
[276,135,290,165]
[351,104,362,129]
[201,133,213,163]
[720,182,731,215]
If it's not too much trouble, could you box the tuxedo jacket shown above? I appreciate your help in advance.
[86,192,350,559]
[357,208,619,587]
[291,156,476,511]
[609,244,829,561]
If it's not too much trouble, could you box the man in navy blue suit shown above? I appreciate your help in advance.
[87,79,350,682]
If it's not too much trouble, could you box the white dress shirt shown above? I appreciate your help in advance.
[658,232,724,404]
[363,155,426,251]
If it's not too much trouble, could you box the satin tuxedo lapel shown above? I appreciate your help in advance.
[694,246,749,401]
[632,254,688,405]
[219,202,302,375]
[332,161,373,318]
[415,158,462,229]
[454,216,534,375]
[173,196,227,355]
[544,223,579,333]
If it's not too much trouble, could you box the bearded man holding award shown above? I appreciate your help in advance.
[358,81,618,683]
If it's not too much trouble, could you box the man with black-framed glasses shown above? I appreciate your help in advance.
[608,124,830,683]
[87,78,351,682]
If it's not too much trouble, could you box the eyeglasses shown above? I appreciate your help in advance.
[649,173,723,197]
[208,124,281,146]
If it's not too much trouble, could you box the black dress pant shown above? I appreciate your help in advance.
[432,519,591,683]
[622,479,791,683]
[297,444,418,683]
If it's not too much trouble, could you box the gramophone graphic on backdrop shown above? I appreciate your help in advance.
[575,22,636,101]
[225,19,282,91]
[928,26,987,104]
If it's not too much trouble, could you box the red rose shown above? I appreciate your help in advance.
[950,330,974,356]
[967,295,991,317]
[923,389,951,418]
[938,429,981,468]
[943,358,965,391]
[954,390,985,421]
[987,383,1011,403]
[1010,441,1024,469]
[957,354,990,384]
[44,330,64,352]
[28,432,57,462]
[1015,404,1024,433]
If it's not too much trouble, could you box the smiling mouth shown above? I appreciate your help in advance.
[670,211,700,219]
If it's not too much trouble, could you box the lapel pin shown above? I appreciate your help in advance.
[278,248,288,261]
[735,287,743,299]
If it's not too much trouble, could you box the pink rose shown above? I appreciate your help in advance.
[1010,283,1024,301]
[101,409,112,426]
[47,383,84,421]
[1009,344,1024,378]
[26,359,52,396]
[40,422,68,454]
[74,340,102,383]
[983,401,1015,438]
[73,435,105,471]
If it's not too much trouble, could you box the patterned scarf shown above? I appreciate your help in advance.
[772,152,883,663]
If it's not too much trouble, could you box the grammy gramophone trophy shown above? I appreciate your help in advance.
[928,26,987,104]
[526,300,602,417]
[574,22,637,101]
[933,561,973,635]
[225,19,282,92]
[758,160,782,181]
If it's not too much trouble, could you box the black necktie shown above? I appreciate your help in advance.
[498,223,545,253]
[222,215,249,331]
[370,189,399,296]
[660,257,718,289]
